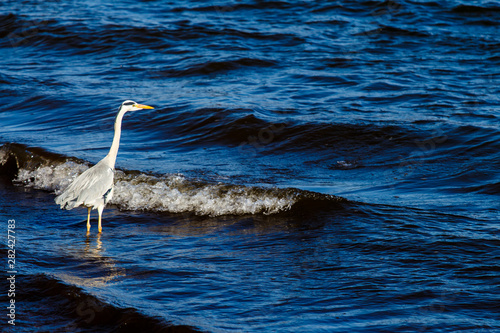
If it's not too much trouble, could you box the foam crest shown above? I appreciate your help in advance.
[16,161,90,193]
[2,143,345,216]
[14,160,299,216]
[113,172,298,216]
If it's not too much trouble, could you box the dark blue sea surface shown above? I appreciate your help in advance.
[1,0,499,332]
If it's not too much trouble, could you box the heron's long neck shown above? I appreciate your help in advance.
[105,109,126,169]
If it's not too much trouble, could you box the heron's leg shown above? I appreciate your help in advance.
[86,207,91,234]
[97,206,104,233]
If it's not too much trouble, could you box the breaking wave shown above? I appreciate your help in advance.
[0,143,347,216]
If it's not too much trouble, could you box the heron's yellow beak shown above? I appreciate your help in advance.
[134,103,154,110]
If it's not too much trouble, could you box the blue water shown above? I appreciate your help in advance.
[1,1,499,332]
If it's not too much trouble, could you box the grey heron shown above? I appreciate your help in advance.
[55,100,154,234]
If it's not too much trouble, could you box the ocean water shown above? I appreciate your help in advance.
[1,0,499,332]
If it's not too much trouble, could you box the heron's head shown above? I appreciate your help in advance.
[120,100,155,112]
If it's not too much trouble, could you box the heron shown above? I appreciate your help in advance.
[55,100,154,234]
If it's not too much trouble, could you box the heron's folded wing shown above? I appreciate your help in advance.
[55,162,114,209]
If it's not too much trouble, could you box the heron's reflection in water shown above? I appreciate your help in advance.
[85,232,103,252]
[57,232,125,288]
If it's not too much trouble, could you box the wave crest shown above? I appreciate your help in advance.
[113,172,298,215]
[1,143,346,216]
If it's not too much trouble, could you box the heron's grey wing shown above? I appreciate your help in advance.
[55,162,114,209]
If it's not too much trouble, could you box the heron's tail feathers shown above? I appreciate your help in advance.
[55,192,81,210]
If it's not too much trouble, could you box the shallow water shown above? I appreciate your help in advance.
[1,0,499,332]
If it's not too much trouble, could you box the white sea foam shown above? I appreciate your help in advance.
[16,161,90,193]
[15,161,299,216]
